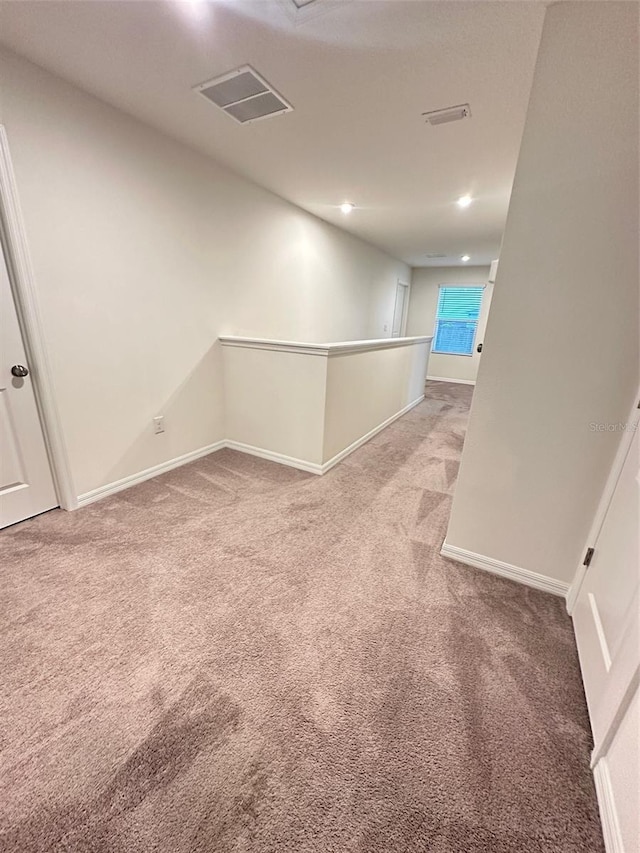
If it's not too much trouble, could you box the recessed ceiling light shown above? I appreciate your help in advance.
[461,255,471,262]
[340,202,355,214]
[457,195,473,208]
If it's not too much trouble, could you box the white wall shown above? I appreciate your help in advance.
[406,266,492,383]
[323,341,430,462]
[220,337,431,471]
[223,346,327,466]
[0,48,409,498]
[445,2,639,585]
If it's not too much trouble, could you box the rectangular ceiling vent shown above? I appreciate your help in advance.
[425,253,447,259]
[422,103,471,126]
[277,0,345,23]
[194,66,293,125]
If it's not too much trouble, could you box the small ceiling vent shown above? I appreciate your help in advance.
[423,104,471,126]
[194,66,293,125]
[277,0,344,23]
[425,253,447,259]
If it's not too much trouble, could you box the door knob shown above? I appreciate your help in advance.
[11,364,29,378]
[476,343,483,353]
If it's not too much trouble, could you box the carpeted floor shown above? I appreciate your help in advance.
[0,381,603,852]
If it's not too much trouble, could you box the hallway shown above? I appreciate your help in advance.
[0,382,603,852]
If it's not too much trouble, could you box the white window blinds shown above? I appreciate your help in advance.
[433,286,484,356]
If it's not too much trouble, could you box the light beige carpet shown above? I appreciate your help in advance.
[0,381,603,852]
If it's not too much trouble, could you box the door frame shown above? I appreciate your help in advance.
[0,125,77,511]
[566,387,640,613]
[392,279,410,338]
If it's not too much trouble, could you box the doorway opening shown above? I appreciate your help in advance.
[392,280,410,337]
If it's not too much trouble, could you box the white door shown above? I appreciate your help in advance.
[573,411,639,850]
[0,244,57,528]
[392,282,408,337]
[574,418,639,745]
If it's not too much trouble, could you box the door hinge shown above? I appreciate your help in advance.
[583,547,595,568]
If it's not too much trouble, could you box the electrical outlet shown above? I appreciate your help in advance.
[153,416,165,435]
[383,323,389,333]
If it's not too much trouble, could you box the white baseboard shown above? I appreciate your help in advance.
[223,440,323,475]
[427,375,476,386]
[593,758,624,853]
[320,395,425,474]
[75,397,427,506]
[440,542,570,597]
[76,441,226,507]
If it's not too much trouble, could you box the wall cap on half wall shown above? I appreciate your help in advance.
[427,376,476,386]
[218,335,433,357]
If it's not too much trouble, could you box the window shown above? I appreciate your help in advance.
[433,286,484,356]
